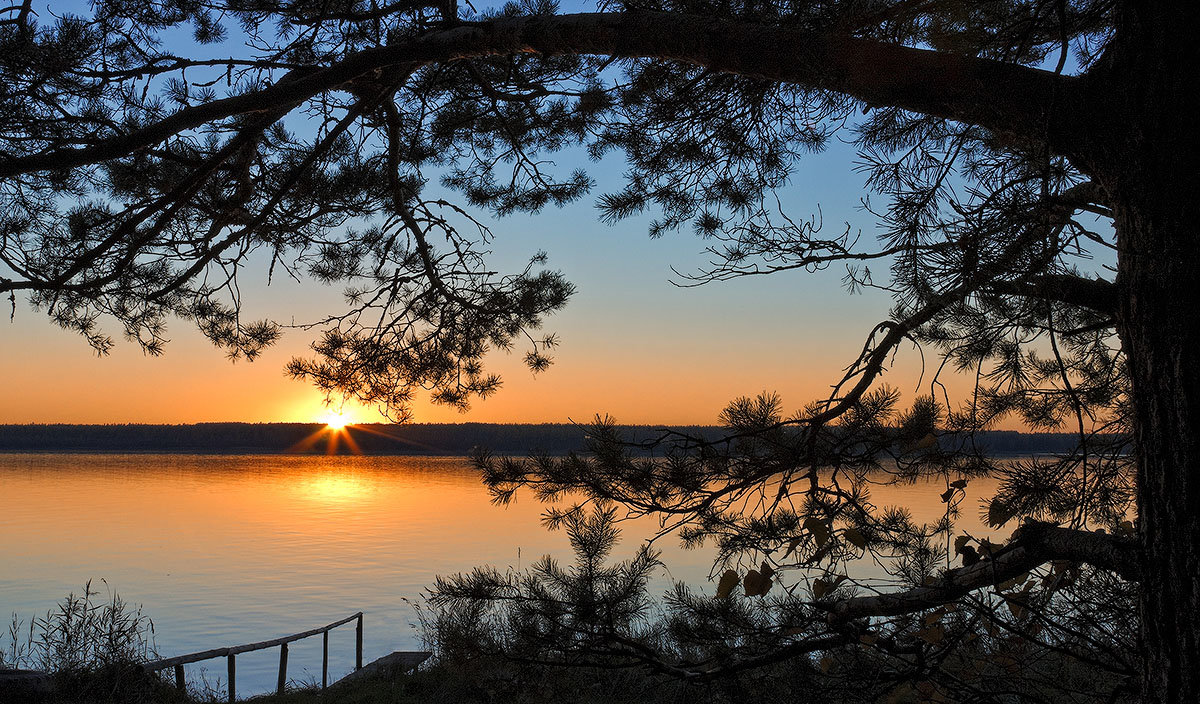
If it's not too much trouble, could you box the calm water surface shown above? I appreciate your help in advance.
[0,454,1000,696]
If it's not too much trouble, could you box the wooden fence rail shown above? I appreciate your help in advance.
[142,612,363,702]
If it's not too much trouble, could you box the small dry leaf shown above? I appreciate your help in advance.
[743,569,773,597]
[949,478,968,489]
[859,633,878,645]
[962,546,981,567]
[715,569,739,599]
[917,624,945,644]
[814,574,848,598]
[804,517,830,547]
[819,656,833,674]
[940,488,955,503]
[843,527,867,549]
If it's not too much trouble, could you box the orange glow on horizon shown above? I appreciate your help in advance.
[324,412,350,430]
[285,418,363,455]
[0,308,1031,430]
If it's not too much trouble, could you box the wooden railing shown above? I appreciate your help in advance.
[142,612,363,702]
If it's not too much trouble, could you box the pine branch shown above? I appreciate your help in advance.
[0,11,1086,179]
[985,274,1117,316]
[826,523,1139,622]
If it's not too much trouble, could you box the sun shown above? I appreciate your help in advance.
[324,411,351,430]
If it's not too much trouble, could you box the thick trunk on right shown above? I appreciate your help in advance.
[1103,6,1200,701]
[1117,195,1200,703]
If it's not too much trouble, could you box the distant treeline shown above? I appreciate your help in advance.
[0,423,1094,456]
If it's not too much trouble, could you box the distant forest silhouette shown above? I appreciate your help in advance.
[0,423,1089,456]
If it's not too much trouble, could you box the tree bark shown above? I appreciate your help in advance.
[1119,188,1200,704]
[1105,5,1200,701]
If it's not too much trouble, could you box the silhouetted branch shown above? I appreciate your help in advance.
[0,11,1085,180]
[985,274,1117,316]
[827,523,1139,622]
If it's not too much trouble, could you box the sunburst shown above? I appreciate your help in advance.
[324,411,350,431]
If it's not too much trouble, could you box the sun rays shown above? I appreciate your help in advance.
[287,412,364,454]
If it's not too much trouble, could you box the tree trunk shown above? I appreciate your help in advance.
[1118,200,1200,703]
[1107,6,1200,702]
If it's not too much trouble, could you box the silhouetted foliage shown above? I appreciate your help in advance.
[0,581,176,703]
[425,503,1135,703]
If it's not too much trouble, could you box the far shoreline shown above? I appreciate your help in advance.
[0,422,1100,456]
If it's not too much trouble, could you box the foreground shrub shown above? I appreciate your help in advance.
[421,506,1135,704]
[2,580,180,703]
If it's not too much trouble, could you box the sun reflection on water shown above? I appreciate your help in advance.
[297,471,372,504]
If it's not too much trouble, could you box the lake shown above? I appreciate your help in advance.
[0,453,1000,697]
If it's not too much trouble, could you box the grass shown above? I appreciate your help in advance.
[234,657,744,704]
[1,581,194,703]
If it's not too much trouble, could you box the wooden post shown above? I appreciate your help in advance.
[134,613,363,701]
[276,642,288,695]
[355,614,363,670]
[227,653,236,703]
[322,630,329,689]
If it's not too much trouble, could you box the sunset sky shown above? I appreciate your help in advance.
[1,138,984,427]
[0,1,989,427]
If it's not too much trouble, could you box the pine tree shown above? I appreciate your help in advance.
[1,1,1193,699]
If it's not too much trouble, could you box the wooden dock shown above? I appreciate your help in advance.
[140,612,428,701]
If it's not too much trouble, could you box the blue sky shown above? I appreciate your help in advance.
[0,1,991,425]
